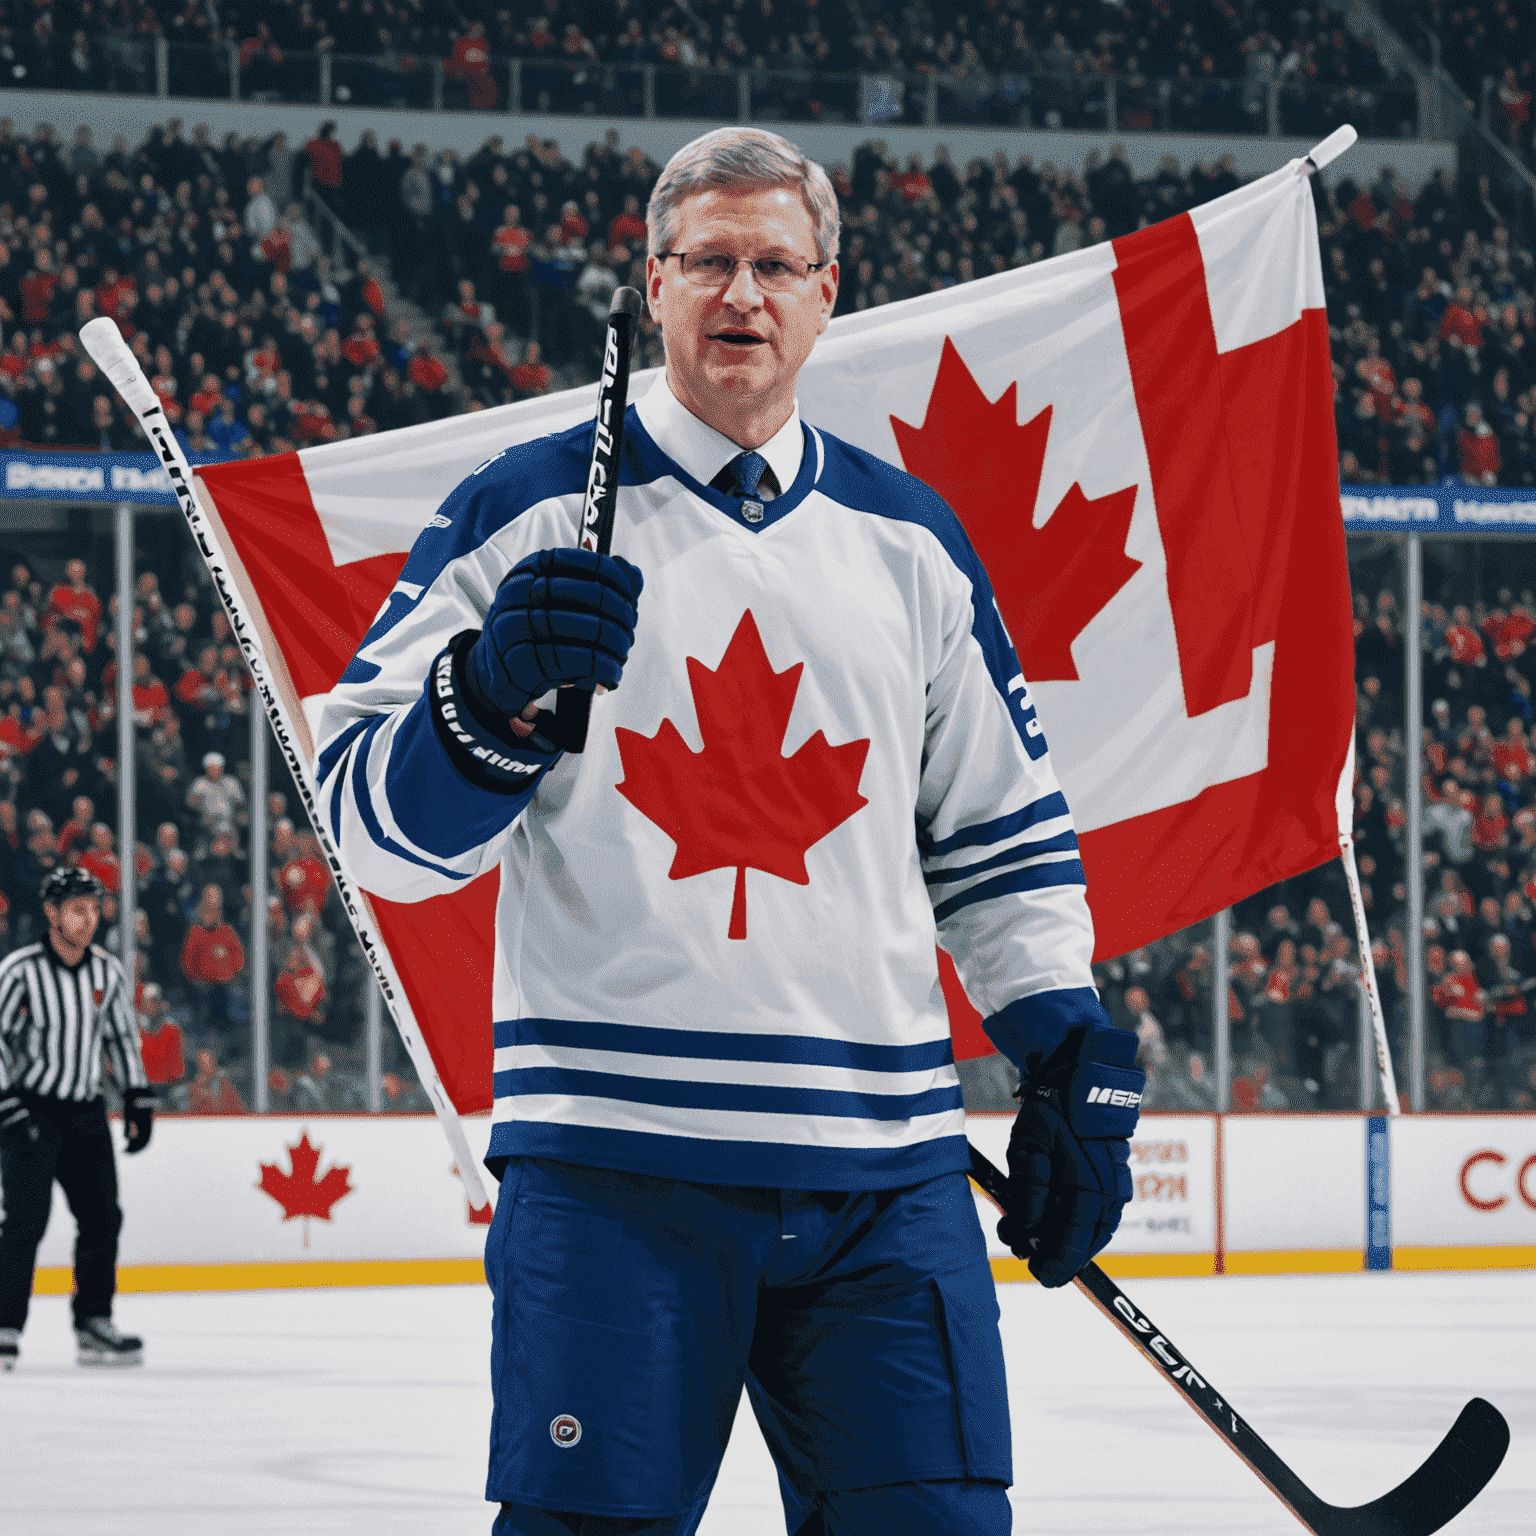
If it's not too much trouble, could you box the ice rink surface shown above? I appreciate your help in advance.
[6,1270,1531,1535]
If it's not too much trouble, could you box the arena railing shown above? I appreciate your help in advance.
[13,36,1425,140]
[5,455,1534,1115]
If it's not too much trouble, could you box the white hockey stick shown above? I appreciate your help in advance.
[81,317,492,1212]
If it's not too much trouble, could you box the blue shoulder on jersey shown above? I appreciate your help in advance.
[339,421,595,685]
[811,431,1050,760]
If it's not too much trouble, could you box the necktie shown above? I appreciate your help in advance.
[727,451,770,524]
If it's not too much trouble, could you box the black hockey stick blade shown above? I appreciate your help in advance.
[968,1144,1508,1535]
[541,285,644,754]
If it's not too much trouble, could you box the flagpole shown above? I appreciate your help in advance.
[1340,835,1402,1114]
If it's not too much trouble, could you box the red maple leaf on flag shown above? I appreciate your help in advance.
[890,337,1142,682]
[257,1132,353,1228]
[615,610,870,940]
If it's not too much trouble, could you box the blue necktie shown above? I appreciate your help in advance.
[730,451,769,499]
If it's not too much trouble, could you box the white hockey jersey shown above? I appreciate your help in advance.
[316,379,1111,1189]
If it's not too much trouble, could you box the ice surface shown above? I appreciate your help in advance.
[5,1271,1530,1534]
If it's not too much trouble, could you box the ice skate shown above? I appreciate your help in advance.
[76,1318,142,1367]
[0,1328,17,1371]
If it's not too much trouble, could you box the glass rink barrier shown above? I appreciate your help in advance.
[5,458,1536,1294]
[0,454,427,1132]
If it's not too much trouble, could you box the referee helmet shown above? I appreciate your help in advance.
[40,866,105,906]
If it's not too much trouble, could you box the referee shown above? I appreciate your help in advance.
[0,868,156,1369]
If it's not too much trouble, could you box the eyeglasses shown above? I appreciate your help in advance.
[657,250,827,292]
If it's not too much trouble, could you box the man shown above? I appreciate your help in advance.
[317,126,1141,1535]
[0,868,155,1370]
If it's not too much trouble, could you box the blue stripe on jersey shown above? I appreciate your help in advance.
[316,716,371,793]
[495,1016,955,1071]
[811,430,1050,761]
[930,857,1086,923]
[982,985,1114,1077]
[342,420,597,672]
[347,712,473,883]
[924,828,1080,886]
[485,1120,971,1193]
[386,691,543,858]
[493,1067,962,1121]
[918,792,1070,857]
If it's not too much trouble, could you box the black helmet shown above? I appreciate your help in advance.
[40,866,105,907]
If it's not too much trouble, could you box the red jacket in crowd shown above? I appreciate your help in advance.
[140,1021,187,1084]
[280,854,331,914]
[181,921,246,985]
[275,961,327,1022]
[47,581,102,650]
[305,134,343,190]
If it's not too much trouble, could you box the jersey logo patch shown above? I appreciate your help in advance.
[550,1414,582,1447]
[615,609,870,941]
[93,990,103,1007]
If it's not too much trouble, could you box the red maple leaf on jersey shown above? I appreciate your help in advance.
[890,337,1141,682]
[615,610,870,940]
[258,1132,354,1222]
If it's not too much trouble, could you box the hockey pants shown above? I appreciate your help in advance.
[485,1158,1012,1533]
[0,1093,122,1330]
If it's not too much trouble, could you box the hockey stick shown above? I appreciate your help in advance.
[968,1144,1507,1535]
[539,284,644,755]
[80,316,492,1211]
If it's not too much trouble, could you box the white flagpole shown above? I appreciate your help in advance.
[81,318,493,1211]
[1340,835,1402,1114]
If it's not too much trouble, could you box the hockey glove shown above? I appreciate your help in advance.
[0,1093,39,1153]
[998,1022,1144,1288]
[468,547,644,720]
[123,1088,155,1154]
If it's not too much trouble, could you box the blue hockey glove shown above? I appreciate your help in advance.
[997,1022,1144,1288]
[467,547,644,720]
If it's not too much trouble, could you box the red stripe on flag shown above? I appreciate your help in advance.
[1081,309,1353,958]
[1112,215,1255,718]
[200,454,405,697]
[201,452,499,1113]
[372,879,498,1113]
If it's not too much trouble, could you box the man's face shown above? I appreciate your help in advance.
[647,185,837,431]
[48,894,100,949]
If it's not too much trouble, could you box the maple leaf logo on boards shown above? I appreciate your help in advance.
[615,610,870,940]
[890,337,1142,682]
[257,1131,353,1247]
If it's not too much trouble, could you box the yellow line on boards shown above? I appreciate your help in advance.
[30,1245,1536,1297]
[1393,1244,1536,1271]
[34,1258,487,1294]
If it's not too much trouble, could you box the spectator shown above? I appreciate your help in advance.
[186,752,246,838]
[179,883,246,1038]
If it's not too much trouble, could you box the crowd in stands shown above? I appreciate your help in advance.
[1319,155,1536,487]
[5,103,1536,1114]
[10,110,1535,476]
[0,540,426,1112]
[0,0,1416,135]
[9,534,1530,1116]
[1378,0,1534,165]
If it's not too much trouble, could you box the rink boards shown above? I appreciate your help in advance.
[10,1110,1536,1292]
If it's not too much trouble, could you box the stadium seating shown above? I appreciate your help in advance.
[4,108,1534,1113]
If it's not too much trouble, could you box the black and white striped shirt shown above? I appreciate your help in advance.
[0,942,148,1101]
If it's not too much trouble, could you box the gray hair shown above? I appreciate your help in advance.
[647,126,840,265]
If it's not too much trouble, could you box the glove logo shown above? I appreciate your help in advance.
[1086,1085,1142,1108]
[550,1414,582,1448]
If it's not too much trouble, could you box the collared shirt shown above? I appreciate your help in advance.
[635,371,804,501]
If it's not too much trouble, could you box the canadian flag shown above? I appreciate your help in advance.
[191,143,1353,1114]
